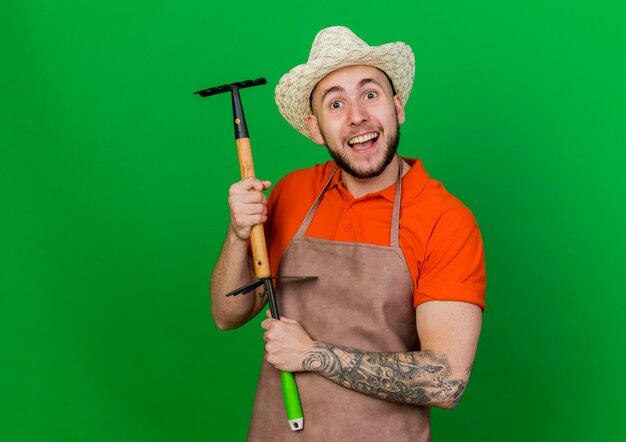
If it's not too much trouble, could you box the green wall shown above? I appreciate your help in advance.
[2,1,625,440]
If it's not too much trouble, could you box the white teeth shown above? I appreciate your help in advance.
[348,132,378,145]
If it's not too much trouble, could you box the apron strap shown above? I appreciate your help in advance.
[293,165,339,239]
[390,158,402,248]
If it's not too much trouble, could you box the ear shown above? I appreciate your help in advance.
[306,114,326,145]
[394,95,406,125]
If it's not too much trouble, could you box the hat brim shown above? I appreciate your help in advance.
[275,42,415,141]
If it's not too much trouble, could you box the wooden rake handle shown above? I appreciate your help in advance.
[235,137,271,279]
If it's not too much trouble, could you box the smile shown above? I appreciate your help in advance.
[348,131,379,146]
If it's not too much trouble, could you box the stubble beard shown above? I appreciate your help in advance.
[322,124,401,180]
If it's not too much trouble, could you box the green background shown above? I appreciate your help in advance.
[2,0,625,440]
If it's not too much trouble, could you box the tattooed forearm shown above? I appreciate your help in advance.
[303,343,468,408]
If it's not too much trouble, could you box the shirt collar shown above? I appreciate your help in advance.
[327,157,430,202]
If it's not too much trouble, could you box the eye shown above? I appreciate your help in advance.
[364,91,377,100]
[329,101,344,110]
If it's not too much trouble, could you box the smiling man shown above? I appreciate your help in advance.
[210,26,486,441]
[308,65,404,184]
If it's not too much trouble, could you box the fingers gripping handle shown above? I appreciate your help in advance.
[235,137,271,279]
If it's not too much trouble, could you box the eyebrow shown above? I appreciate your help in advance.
[319,78,383,104]
[359,78,383,89]
[319,85,344,104]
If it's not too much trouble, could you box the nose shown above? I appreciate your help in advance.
[348,100,368,125]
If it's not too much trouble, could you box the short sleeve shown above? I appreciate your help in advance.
[415,225,486,310]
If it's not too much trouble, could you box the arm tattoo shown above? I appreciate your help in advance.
[303,343,468,407]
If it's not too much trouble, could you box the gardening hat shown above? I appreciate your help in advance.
[275,26,415,141]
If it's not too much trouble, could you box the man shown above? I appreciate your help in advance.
[211,26,486,441]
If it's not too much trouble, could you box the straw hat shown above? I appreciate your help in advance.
[275,26,415,141]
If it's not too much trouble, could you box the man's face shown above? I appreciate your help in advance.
[307,65,406,180]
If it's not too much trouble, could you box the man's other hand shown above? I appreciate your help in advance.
[261,310,315,372]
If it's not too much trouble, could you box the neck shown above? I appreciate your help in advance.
[341,156,409,198]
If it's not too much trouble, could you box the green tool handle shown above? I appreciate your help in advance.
[265,279,304,431]
[236,138,304,431]
[281,371,304,431]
